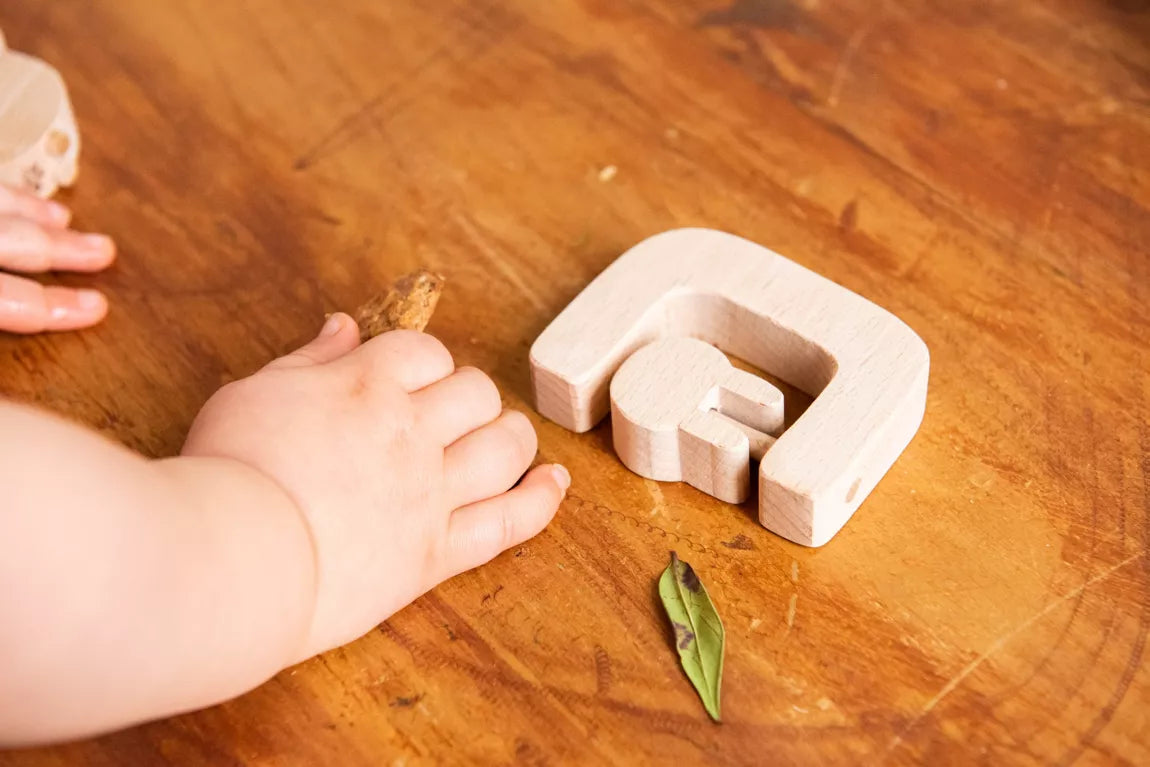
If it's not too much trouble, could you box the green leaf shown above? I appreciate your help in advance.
[659,551,725,722]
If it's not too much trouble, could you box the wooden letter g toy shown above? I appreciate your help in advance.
[530,228,929,547]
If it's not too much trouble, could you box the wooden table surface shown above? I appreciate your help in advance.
[2,1,1148,764]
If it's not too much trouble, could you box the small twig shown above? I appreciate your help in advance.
[353,269,445,340]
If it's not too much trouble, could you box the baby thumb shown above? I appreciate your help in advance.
[270,312,361,369]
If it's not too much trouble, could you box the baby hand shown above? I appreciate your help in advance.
[0,184,116,333]
[182,314,569,658]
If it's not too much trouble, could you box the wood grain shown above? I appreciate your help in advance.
[1,0,1147,764]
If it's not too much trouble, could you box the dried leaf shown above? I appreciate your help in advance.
[659,551,725,722]
[353,269,445,340]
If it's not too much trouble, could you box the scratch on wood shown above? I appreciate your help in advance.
[645,479,666,517]
[293,92,388,171]
[839,199,859,232]
[884,550,1147,756]
[566,493,717,556]
[1056,429,1150,765]
[422,595,604,752]
[389,693,425,708]
[785,593,798,630]
[1038,164,1063,238]
[291,25,468,170]
[697,0,799,29]
[593,645,613,694]
[722,533,756,550]
[756,36,820,95]
[1040,198,1058,237]
[791,560,800,584]
[452,212,547,312]
[828,21,879,107]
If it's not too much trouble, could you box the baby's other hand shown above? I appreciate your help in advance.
[0,184,116,333]
[182,314,570,659]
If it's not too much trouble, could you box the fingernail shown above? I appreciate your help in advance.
[76,289,104,310]
[320,312,345,337]
[81,233,113,252]
[551,464,571,492]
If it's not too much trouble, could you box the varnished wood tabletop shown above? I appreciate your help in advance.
[2,1,1148,764]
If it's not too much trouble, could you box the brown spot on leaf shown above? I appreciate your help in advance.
[672,621,697,649]
[672,551,703,592]
[681,563,702,592]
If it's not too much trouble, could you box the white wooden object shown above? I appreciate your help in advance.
[611,337,784,504]
[530,228,929,547]
[0,30,80,198]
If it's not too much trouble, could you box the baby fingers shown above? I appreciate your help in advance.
[411,366,503,446]
[442,410,538,510]
[0,214,115,273]
[267,313,362,369]
[442,464,570,577]
[0,183,72,228]
[0,272,107,333]
[348,329,455,392]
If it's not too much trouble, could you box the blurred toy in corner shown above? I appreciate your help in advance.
[0,28,80,198]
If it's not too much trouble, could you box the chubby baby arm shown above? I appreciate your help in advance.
[0,313,568,745]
